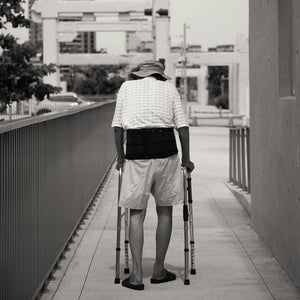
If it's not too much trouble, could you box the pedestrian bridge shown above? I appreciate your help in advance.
[1,104,300,300]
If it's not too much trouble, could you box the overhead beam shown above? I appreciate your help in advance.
[57,21,151,33]
[32,0,152,18]
[58,53,153,66]
[59,54,129,65]
[171,52,247,66]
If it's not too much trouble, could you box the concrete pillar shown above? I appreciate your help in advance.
[197,65,208,105]
[155,16,171,76]
[197,75,202,104]
[243,86,250,126]
[154,0,170,75]
[233,63,239,114]
[229,63,239,114]
[169,62,176,85]
[43,18,60,87]
[238,54,250,119]
[228,64,233,112]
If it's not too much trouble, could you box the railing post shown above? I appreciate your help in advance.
[237,128,242,188]
[232,129,237,185]
[246,127,251,193]
[229,128,233,182]
[241,127,246,191]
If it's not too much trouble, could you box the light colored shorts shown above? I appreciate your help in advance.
[119,154,183,209]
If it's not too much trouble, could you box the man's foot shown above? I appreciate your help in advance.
[122,275,144,290]
[150,269,176,284]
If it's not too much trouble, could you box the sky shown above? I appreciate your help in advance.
[170,0,249,49]
[2,0,249,53]
[98,0,249,53]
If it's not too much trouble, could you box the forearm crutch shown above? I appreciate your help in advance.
[182,168,196,285]
[114,169,130,284]
[187,171,196,275]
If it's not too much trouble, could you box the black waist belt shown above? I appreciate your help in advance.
[125,128,178,160]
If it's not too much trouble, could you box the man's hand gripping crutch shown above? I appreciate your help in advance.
[182,167,196,285]
[114,168,130,284]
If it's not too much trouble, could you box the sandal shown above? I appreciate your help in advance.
[122,276,144,290]
[150,269,176,284]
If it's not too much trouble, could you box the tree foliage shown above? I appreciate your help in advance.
[0,0,60,112]
[208,66,228,106]
[0,0,30,30]
[64,65,126,95]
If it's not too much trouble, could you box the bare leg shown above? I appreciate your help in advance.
[152,206,173,279]
[129,208,146,284]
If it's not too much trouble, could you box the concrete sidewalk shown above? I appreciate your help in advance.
[41,127,300,300]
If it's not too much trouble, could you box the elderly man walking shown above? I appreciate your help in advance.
[112,60,194,290]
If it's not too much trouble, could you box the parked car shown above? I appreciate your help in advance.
[31,92,95,115]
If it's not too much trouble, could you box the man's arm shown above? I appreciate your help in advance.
[113,126,125,170]
[178,126,195,172]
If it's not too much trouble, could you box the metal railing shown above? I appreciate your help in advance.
[229,126,250,193]
[0,101,116,300]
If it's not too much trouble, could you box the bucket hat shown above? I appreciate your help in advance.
[130,60,171,81]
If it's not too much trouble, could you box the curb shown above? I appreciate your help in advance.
[225,181,252,216]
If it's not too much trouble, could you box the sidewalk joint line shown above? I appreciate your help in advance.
[78,170,117,299]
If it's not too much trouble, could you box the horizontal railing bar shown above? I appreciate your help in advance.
[0,100,115,134]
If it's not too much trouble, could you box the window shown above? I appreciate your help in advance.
[278,0,297,98]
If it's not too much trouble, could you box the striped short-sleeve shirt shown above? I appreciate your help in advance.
[111,77,188,129]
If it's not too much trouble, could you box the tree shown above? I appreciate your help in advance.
[208,66,228,106]
[63,65,126,95]
[0,0,60,112]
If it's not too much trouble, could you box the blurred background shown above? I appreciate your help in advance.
[0,0,249,125]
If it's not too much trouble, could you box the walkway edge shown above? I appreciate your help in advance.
[225,181,252,216]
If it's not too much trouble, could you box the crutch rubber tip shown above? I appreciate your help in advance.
[184,279,190,285]
[191,269,196,275]
[114,278,120,284]
[124,268,130,274]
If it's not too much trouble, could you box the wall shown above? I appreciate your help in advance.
[249,0,300,288]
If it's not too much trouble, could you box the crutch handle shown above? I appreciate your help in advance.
[118,169,122,200]
[182,167,191,178]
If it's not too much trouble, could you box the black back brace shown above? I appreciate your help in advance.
[125,128,178,160]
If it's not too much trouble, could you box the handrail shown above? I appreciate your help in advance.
[0,100,115,134]
[229,126,250,193]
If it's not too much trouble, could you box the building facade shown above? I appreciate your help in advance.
[29,1,96,54]
[29,0,43,51]
[249,0,300,288]
[60,32,96,53]
[126,32,153,53]
[170,39,249,118]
